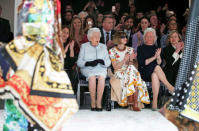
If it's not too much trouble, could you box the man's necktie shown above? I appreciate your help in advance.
[106,32,109,44]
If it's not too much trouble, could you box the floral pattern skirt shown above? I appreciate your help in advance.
[114,65,150,106]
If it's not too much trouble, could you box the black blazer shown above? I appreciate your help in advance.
[99,28,115,44]
[126,30,134,47]
[163,44,182,86]
[0,17,11,43]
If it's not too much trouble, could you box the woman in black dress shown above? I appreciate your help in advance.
[137,28,174,110]
[163,30,184,86]
[62,25,79,94]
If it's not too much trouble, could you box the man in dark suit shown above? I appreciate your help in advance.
[123,16,134,47]
[0,4,11,43]
[99,15,115,49]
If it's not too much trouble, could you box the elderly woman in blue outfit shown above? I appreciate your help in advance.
[77,28,111,111]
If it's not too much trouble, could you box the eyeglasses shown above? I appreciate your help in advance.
[120,36,127,39]
[170,23,177,26]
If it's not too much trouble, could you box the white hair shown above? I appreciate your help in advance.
[78,11,88,18]
[87,28,101,41]
[143,27,157,43]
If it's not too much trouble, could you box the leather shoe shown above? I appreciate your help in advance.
[91,108,96,111]
[96,108,103,111]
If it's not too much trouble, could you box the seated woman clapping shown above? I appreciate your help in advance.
[163,30,184,86]
[109,31,150,111]
[137,28,175,111]
[77,28,111,111]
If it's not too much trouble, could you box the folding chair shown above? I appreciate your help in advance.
[76,72,112,111]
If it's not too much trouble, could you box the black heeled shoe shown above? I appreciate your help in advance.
[96,108,103,111]
[91,107,96,111]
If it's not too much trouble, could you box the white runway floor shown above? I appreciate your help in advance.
[0,109,178,131]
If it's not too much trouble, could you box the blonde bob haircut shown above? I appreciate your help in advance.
[166,30,182,46]
[112,31,127,45]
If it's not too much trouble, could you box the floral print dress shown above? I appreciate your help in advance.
[109,46,150,106]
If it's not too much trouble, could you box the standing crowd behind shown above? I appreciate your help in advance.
[61,0,188,111]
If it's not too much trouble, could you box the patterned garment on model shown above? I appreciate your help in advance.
[3,100,28,131]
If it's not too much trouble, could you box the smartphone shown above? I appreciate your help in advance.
[87,21,92,28]
[112,6,116,13]
[88,21,92,25]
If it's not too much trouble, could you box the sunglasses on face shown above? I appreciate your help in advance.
[120,36,127,39]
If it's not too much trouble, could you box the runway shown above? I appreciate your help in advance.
[62,108,178,131]
[0,108,178,131]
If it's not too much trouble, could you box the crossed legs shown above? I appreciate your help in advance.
[88,76,105,108]
[151,65,174,109]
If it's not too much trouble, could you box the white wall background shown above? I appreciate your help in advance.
[0,0,15,33]
[0,0,22,36]
[14,0,22,36]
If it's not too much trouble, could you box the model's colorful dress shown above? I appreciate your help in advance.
[167,0,199,124]
[0,0,78,131]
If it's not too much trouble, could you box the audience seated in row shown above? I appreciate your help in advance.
[137,28,175,110]
[77,28,111,111]
[109,31,150,111]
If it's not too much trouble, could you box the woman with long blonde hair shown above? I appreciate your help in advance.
[70,16,85,48]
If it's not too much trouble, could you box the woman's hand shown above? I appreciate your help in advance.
[155,48,161,59]
[114,24,124,31]
[180,42,184,51]
[160,24,165,35]
[130,50,137,60]
[69,40,75,50]
[112,53,130,70]
[155,48,162,65]
[85,60,98,67]
[124,53,130,62]
[96,59,105,65]
[124,53,130,65]
[64,44,70,53]
[83,2,90,11]
[146,48,161,65]
[175,42,184,53]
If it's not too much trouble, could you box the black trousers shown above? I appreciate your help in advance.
[66,69,78,95]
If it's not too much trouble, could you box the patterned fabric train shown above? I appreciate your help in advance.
[0,0,78,130]
[168,0,199,123]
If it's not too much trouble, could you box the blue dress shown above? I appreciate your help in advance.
[77,42,111,80]
[137,44,160,81]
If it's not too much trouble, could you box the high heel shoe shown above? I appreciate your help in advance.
[96,108,103,111]
[91,107,96,111]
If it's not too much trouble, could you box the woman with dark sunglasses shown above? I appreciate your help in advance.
[109,31,150,111]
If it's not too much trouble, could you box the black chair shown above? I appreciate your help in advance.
[76,72,112,111]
